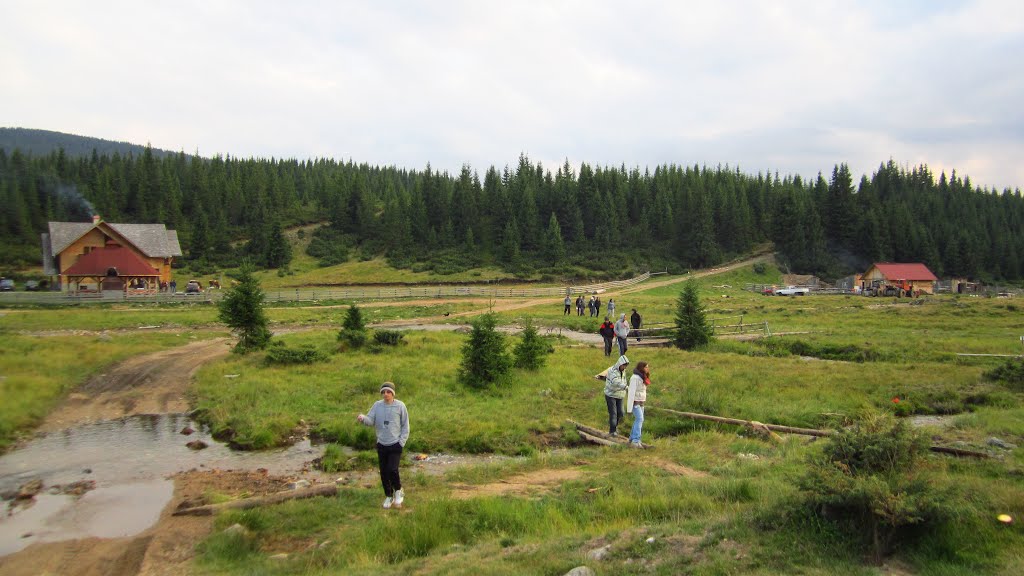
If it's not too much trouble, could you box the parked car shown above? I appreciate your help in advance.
[0,278,14,291]
[185,280,202,294]
[761,285,776,295]
[24,280,40,291]
[775,285,810,296]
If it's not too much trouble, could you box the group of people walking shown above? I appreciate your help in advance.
[599,307,642,356]
[564,294,614,317]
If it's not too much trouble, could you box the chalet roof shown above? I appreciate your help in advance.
[62,244,160,277]
[870,263,938,282]
[46,221,183,258]
[107,223,183,257]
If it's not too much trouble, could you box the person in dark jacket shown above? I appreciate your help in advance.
[598,316,615,356]
[630,308,643,341]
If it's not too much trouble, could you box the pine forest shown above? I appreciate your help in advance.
[1,146,1023,283]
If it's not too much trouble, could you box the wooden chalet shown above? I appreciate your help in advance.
[41,215,182,293]
[861,263,938,295]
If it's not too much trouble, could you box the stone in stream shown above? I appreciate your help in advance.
[186,440,209,450]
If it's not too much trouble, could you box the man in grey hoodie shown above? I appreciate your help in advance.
[613,314,630,356]
[603,355,630,435]
[357,381,410,509]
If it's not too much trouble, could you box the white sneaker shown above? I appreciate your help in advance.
[393,489,404,508]
[382,496,393,509]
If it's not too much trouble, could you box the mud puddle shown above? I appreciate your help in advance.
[0,413,324,557]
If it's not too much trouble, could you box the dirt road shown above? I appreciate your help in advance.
[38,338,234,433]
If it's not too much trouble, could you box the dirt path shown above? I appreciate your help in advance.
[38,338,233,433]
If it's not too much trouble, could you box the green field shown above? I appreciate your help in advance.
[2,263,1023,574]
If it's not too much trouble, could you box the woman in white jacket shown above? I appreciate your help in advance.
[627,362,651,447]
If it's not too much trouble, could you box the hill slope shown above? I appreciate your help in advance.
[0,127,182,159]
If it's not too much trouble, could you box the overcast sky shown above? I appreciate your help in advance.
[3,1,1023,190]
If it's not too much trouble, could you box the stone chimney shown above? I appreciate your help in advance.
[92,214,101,224]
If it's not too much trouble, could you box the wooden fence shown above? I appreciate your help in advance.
[0,272,653,306]
[710,314,771,337]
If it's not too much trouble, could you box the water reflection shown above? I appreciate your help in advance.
[0,414,325,557]
[0,413,323,493]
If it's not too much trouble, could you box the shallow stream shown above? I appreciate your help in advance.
[0,413,323,556]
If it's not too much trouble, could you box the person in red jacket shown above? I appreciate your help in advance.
[598,316,615,356]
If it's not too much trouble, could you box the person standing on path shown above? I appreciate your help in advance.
[614,313,630,356]
[588,295,596,317]
[603,355,630,436]
[595,296,602,317]
[576,295,585,316]
[598,316,615,356]
[606,298,615,319]
[627,361,651,447]
[630,308,643,342]
[356,382,410,509]
[563,294,572,315]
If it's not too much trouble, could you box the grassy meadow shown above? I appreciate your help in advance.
[2,262,1023,574]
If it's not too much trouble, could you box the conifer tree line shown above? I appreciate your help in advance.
[1,146,1022,282]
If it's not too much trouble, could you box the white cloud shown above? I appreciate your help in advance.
[2,0,1022,189]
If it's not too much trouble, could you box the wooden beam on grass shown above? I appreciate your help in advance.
[650,407,990,458]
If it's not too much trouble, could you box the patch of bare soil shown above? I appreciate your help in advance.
[449,468,584,500]
[38,338,232,432]
[0,470,292,576]
[651,459,709,479]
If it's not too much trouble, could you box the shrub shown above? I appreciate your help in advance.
[373,330,406,346]
[264,343,328,366]
[512,319,551,370]
[798,411,956,563]
[753,262,767,274]
[983,358,1024,391]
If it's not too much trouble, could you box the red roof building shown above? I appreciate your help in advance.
[862,263,938,295]
[61,242,161,292]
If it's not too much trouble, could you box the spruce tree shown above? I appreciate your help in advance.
[459,312,511,387]
[217,262,271,353]
[264,218,292,269]
[337,304,367,349]
[543,212,566,264]
[513,318,550,370]
[674,280,713,350]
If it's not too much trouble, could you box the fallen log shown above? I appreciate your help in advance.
[172,483,338,516]
[569,420,629,444]
[577,430,621,447]
[650,407,990,459]
[570,420,651,449]
[649,407,832,437]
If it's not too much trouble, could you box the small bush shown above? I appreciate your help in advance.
[753,262,767,274]
[373,330,406,346]
[757,338,885,362]
[983,359,1024,391]
[799,411,958,563]
[265,344,328,366]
